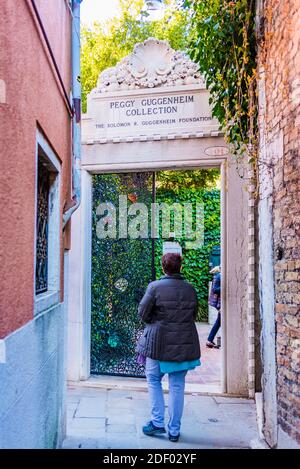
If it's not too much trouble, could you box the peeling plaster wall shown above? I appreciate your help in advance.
[258,195,278,447]
[225,158,249,396]
[257,65,279,448]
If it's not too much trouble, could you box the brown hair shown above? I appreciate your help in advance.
[162,253,182,275]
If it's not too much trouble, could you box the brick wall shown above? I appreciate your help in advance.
[258,0,300,447]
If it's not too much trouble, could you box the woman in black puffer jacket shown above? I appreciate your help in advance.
[136,253,201,442]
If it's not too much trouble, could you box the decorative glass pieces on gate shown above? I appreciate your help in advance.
[91,172,154,377]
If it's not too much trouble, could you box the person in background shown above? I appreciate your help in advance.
[206,265,221,348]
[136,253,201,443]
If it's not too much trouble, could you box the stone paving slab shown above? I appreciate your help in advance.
[63,385,259,449]
[107,414,136,425]
[75,397,106,418]
[68,417,106,439]
[106,424,137,434]
[213,396,251,404]
[71,377,222,395]
[106,435,141,449]
[186,323,221,386]
[106,397,133,410]
[62,437,106,449]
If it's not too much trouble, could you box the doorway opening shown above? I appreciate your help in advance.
[90,168,222,391]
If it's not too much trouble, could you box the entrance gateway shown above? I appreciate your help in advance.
[67,38,255,397]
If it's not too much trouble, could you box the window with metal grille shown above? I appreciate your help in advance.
[35,160,50,294]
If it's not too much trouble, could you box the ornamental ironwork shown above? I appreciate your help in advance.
[35,161,50,294]
[91,173,155,377]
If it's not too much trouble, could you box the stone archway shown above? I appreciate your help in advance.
[67,38,255,397]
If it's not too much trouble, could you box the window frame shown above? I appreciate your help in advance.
[34,129,61,315]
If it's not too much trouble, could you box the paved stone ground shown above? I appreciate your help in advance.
[184,323,221,385]
[63,386,259,449]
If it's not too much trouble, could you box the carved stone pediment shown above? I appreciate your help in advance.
[95,38,205,93]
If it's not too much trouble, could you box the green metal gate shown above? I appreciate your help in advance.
[91,172,155,377]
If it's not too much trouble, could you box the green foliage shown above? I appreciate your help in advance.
[155,186,220,321]
[156,168,220,190]
[81,0,191,112]
[186,0,258,161]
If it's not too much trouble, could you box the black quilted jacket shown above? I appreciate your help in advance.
[136,274,201,362]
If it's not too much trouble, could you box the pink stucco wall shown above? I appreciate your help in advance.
[0,0,72,337]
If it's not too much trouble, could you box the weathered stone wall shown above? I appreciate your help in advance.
[258,0,300,448]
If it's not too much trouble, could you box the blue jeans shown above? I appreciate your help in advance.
[207,311,221,343]
[145,358,187,437]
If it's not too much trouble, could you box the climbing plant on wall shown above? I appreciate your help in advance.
[186,0,258,167]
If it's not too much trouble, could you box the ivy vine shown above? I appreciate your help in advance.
[186,0,258,168]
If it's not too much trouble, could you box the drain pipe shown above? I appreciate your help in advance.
[63,0,82,228]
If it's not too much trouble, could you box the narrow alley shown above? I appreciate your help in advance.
[1,0,299,453]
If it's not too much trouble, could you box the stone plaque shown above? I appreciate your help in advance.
[204,146,229,156]
[82,38,221,142]
[83,86,220,141]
